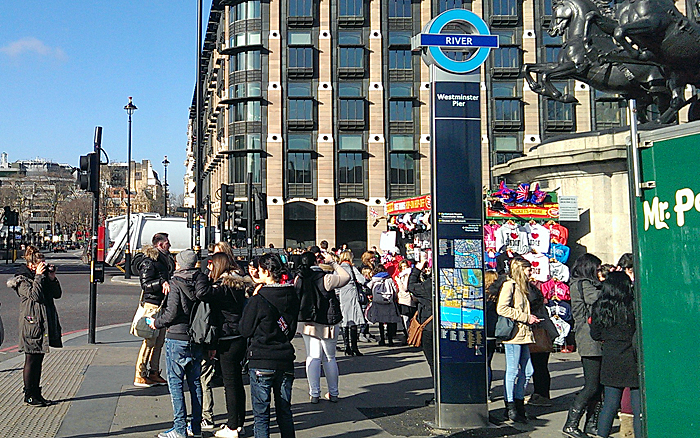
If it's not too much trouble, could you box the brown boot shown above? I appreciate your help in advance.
[148,370,167,386]
[619,413,634,438]
[133,375,156,387]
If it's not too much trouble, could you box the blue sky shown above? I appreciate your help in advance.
[0,2,212,196]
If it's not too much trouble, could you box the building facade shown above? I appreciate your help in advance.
[188,0,694,252]
[102,160,165,218]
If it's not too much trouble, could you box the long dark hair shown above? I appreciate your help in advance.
[258,253,286,283]
[591,271,634,328]
[571,253,602,282]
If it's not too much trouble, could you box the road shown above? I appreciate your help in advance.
[0,249,139,360]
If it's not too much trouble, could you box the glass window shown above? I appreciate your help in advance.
[338,31,363,46]
[339,0,363,17]
[390,153,415,185]
[493,46,519,68]
[389,49,412,70]
[339,99,364,121]
[546,81,574,122]
[287,152,313,185]
[232,134,262,150]
[492,30,515,44]
[339,47,364,68]
[287,82,313,97]
[232,0,261,21]
[495,99,521,121]
[388,0,412,17]
[389,134,414,151]
[389,82,413,97]
[492,81,518,97]
[543,0,553,15]
[493,0,518,15]
[288,99,313,120]
[545,46,560,63]
[289,31,312,45]
[289,47,313,68]
[288,133,314,150]
[338,134,364,150]
[234,101,261,122]
[439,0,468,12]
[338,153,364,184]
[289,0,313,18]
[338,82,363,97]
[389,100,413,121]
[232,81,262,98]
[389,31,412,46]
[233,51,261,72]
[494,136,519,151]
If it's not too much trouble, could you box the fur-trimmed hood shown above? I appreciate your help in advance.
[140,245,162,260]
[218,271,254,289]
[7,264,33,289]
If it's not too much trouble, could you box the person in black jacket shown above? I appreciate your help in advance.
[150,249,208,438]
[590,272,641,438]
[407,259,434,405]
[7,246,62,407]
[239,253,299,438]
[133,233,174,387]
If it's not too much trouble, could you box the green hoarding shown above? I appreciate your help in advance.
[632,122,700,437]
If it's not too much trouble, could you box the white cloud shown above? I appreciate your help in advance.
[0,37,66,59]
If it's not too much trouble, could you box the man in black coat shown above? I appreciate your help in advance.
[133,232,174,387]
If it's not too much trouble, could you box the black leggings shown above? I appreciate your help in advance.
[531,352,551,398]
[572,356,603,409]
[24,353,45,391]
[219,338,247,430]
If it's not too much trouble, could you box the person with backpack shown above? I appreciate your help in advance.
[133,233,174,388]
[149,249,209,438]
[295,251,350,403]
[366,264,403,347]
[239,254,300,438]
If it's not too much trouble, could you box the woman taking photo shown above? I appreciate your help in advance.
[239,254,299,438]
[336,250,366,357]
[590,272,641,438]
[202,253,252,438]
[496,258,540,424]
[8,245,62,407]
[563,253,604,438]
[295,251,350,403]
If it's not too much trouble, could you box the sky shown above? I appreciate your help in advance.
[0,2,213,196]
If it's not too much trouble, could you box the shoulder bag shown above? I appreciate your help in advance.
[129,290,160,339]
[348,267,368,306]
[495,280,518,341]
[407,310,433,347]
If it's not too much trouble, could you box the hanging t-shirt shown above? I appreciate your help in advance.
[550,243,570,264]
[546,223,569,245]
[549,261,570,282]
[524,223,551,254]
[540,278,571,300]
[495,223,530,255]
[485,249,498,271]
[484,223,500,250]
[546,300,572,321]
[522,252,550,282]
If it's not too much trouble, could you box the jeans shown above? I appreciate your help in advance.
[597,386,642,438]
[135,302,166,378]
[219,338,247,430]
[503,343,533,402]
[302,333,339,397]
[165,339,203,436]
[249,368,295,438]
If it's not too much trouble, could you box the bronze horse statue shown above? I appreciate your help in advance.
[583,0,700,122]
[522,0,670,122]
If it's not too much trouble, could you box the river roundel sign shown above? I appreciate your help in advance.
[415,9,498,74]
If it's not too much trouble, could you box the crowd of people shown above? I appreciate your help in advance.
[5,233,641,438]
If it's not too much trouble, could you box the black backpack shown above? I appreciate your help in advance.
[131,252,146,276]
[189,300,219,345]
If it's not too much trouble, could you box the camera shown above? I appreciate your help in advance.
[47,264,56,273]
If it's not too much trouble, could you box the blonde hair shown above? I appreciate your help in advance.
[484,270,498,291]
[24,245,44,265]
[509,258,532,295]
[339,250,354,264]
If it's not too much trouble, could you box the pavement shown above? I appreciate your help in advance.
[0,281,614,438]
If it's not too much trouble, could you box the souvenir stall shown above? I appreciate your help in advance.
[486,182,573,349]
[383,194,432,262]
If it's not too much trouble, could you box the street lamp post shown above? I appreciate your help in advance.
[124,97,137,279]
[162,155,170,217]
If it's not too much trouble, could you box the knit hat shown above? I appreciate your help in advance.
[176,249,197,270]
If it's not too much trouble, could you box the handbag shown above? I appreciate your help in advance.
[129,291,160,339]
[495,315,517,341]
[407,311,433,347]
[529,326,553,353]
[349,267,368,306]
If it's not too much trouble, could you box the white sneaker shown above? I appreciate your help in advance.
[159,428,186,438]
[201,419,215,430]
[214,425,239,438]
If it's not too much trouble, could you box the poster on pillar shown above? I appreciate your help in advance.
[432,79,487,404]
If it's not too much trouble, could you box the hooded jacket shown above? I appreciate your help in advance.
[137,245,175,305]
[7,264,63,353]
[239,283,300,371]
[570,277,603,356]
[408,267,433,325]
[196,271,253,340]
[153,268,209,341]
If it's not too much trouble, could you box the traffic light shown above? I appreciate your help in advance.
[253,191,268,222]
[254,223,263,235]
[3,207,19,227]
[221,184,245,231]
[78,152,99,192]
